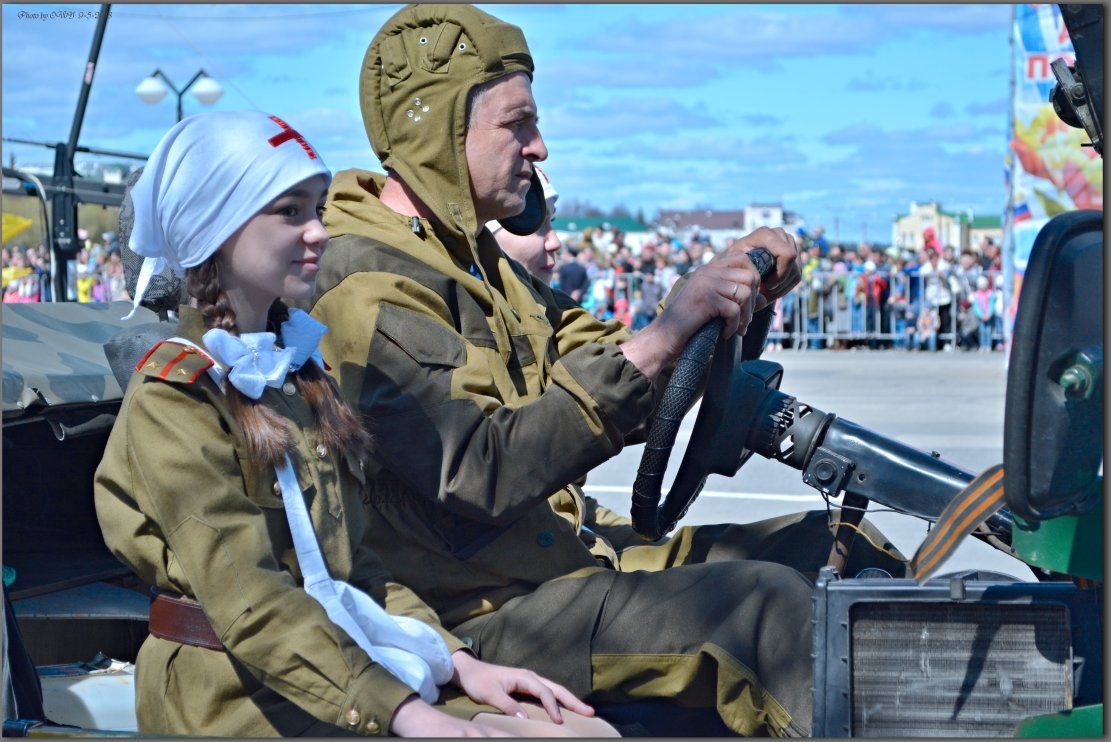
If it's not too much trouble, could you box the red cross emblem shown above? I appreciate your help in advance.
[268,115,318,160]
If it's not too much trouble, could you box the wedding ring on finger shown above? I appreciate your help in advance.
[730,282,739,300]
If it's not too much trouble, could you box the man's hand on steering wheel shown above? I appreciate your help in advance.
[619,227,799,381]
[621,252,756,379]
[725,226,802,310]
[628,234,787,540]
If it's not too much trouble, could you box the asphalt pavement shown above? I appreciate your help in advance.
[584,346,1036,580]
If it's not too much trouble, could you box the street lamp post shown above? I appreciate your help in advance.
[135,69,223,122]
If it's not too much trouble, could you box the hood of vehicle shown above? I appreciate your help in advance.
[3,301,159,421]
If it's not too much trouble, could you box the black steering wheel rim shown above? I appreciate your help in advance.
[630,318,723,541]
[630,305,778,541]
[630,247,779,541]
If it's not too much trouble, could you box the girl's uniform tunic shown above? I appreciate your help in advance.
[94,304,471,737]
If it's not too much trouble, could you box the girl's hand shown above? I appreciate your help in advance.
[389,696,512,737]
[451,650,595,724]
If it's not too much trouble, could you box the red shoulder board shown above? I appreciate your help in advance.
[135,340,214,385]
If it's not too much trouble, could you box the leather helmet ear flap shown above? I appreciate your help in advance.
[496,170,548,236]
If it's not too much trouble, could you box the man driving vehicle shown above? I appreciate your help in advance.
[311,4,904,735]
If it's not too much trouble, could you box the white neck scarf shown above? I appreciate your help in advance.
[170,323,455,700]
[275,457,454,703]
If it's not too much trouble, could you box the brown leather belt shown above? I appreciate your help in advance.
[148,592,225,652]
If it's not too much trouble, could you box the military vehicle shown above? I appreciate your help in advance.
[2,3,1102,737]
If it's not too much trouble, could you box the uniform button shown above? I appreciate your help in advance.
[315,444,328,458]
[345,708,361,728]
[282,381,297,396]
[272,481,281,496]
[537,531,555,547]
[364,717,381,734]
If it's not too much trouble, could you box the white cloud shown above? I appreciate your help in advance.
[1,2,1016,243]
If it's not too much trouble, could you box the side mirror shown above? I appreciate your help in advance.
[1003,210,1103,521]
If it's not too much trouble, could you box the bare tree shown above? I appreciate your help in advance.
[558,197,604,218]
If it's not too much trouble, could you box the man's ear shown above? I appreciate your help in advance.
[496,170,547,236]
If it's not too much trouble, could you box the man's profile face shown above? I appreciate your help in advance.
[465,72,547,224]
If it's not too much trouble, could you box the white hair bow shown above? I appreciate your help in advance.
[201,329,294,400]
[281,308,327,372]
[200,309,326,398]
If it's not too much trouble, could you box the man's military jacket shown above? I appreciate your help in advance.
[312,170,660,627]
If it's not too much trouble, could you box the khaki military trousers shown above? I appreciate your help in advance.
[613,509,909,580]
[453,558,816,737]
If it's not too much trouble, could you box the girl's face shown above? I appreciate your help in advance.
[494,199,560,284]
[218,175,329,319]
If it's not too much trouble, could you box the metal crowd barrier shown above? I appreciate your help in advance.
[569,266,1005,352]
[770,269,1005,351]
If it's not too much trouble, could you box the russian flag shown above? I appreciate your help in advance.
[1014,201,1033,223]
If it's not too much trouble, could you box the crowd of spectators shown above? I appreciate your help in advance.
[1,243,51,302]
[780,230,1005,352]
[550,224,1006,352]
[4,221,1004,354]
[551,224,718,329]
[2,229,129,304]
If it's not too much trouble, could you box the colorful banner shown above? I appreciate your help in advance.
[1006,4,1103,329]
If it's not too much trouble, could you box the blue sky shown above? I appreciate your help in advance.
[2,3,1014,244]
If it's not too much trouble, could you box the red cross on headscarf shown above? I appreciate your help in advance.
[268,115,318,160]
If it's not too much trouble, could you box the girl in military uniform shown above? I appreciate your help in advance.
[93,110,615,738]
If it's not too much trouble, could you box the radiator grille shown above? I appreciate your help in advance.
[850,602,1071,737]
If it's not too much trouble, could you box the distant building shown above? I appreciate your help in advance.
[551,215,653,252]
[100,164,129,185]
[555,203,811,254]
[18,161,133,185]
[16,163,52,177]
[76,161,132,184]
[892,201,1001,253]
[968,214,1003,252]
[654,204,803,249]
[744,203,784,232]
[654,208,746,248]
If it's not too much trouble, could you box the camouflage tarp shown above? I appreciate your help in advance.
[3,301,159,419]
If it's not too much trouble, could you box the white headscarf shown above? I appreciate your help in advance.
[125,110,331,318]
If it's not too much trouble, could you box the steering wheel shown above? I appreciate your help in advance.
[630,248,781,541]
